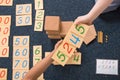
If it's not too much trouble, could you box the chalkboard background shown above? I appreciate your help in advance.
[0,0,120,80]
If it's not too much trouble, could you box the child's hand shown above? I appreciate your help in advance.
[52,40,63,53]
[74,14,92,25]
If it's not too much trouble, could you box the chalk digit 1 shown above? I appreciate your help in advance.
[57,50,66,62]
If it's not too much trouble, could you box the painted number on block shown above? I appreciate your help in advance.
[63,42,72,54]
[14,71,27,79]
[57,50,66,62]
[75,25,85,34]
[0,70,5,78]
[0,16,10,25]
[74,55,79,62]
[15,48,28,56]
[0,0,11,4]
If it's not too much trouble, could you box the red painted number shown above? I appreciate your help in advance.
[6,0,11,4]
[0,70,5,78]
[3,27,9,34]
[4,17,9,24]
[1,38,7,45]
[0,17,2,23]
[0,0,11,4]
[63,42,73,54]
[2,48,7,56]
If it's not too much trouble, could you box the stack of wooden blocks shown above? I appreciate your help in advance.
[44,16,73,39]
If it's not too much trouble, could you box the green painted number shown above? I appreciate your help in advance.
[75,25,85,34]
[57,50,66,62]
[35,48,40,55]
[74,55,79,62]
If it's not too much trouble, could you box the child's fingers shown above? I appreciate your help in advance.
[54,40,63,49]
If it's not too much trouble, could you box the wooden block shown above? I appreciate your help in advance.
[70,24,90,38]
[0,15,11,26]
[0,46,9,57]
[12,69,28,80]
[33,45,42,57]
[52,49,69,66]
[13,58,29,69]
[84,25,97,45]
[64,32,83,48]
[35,0,43,10]
[0,26,11,36]
[13,46,29,58]
[16,15,32,26]
[60,21,73,37]
[46,31,60,35]
[97,31,103,43]
[35,10,44,21]
[33,57,42,66]
[16,4,32,15]
[46,52,81,65]
[0,0,13,6]
[67,52,82,65]
[48,34,61,39]
[44,16,60,32]
[34,20,44,31]
[58,41,76,57]
[13,36,30,46]
[0,68,7,79]
[0,36,9,46]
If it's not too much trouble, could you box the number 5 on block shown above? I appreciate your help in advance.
[52,49,69,66]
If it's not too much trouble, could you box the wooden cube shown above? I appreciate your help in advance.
[48,34,61,39]
[60,21,73,37]
[84,25,97,45]
[44,16,60,32]
[46,31,60,35]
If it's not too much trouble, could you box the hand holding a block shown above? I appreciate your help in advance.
[74,15,92,25]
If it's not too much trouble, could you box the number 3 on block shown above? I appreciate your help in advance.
[52,50,69,66]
